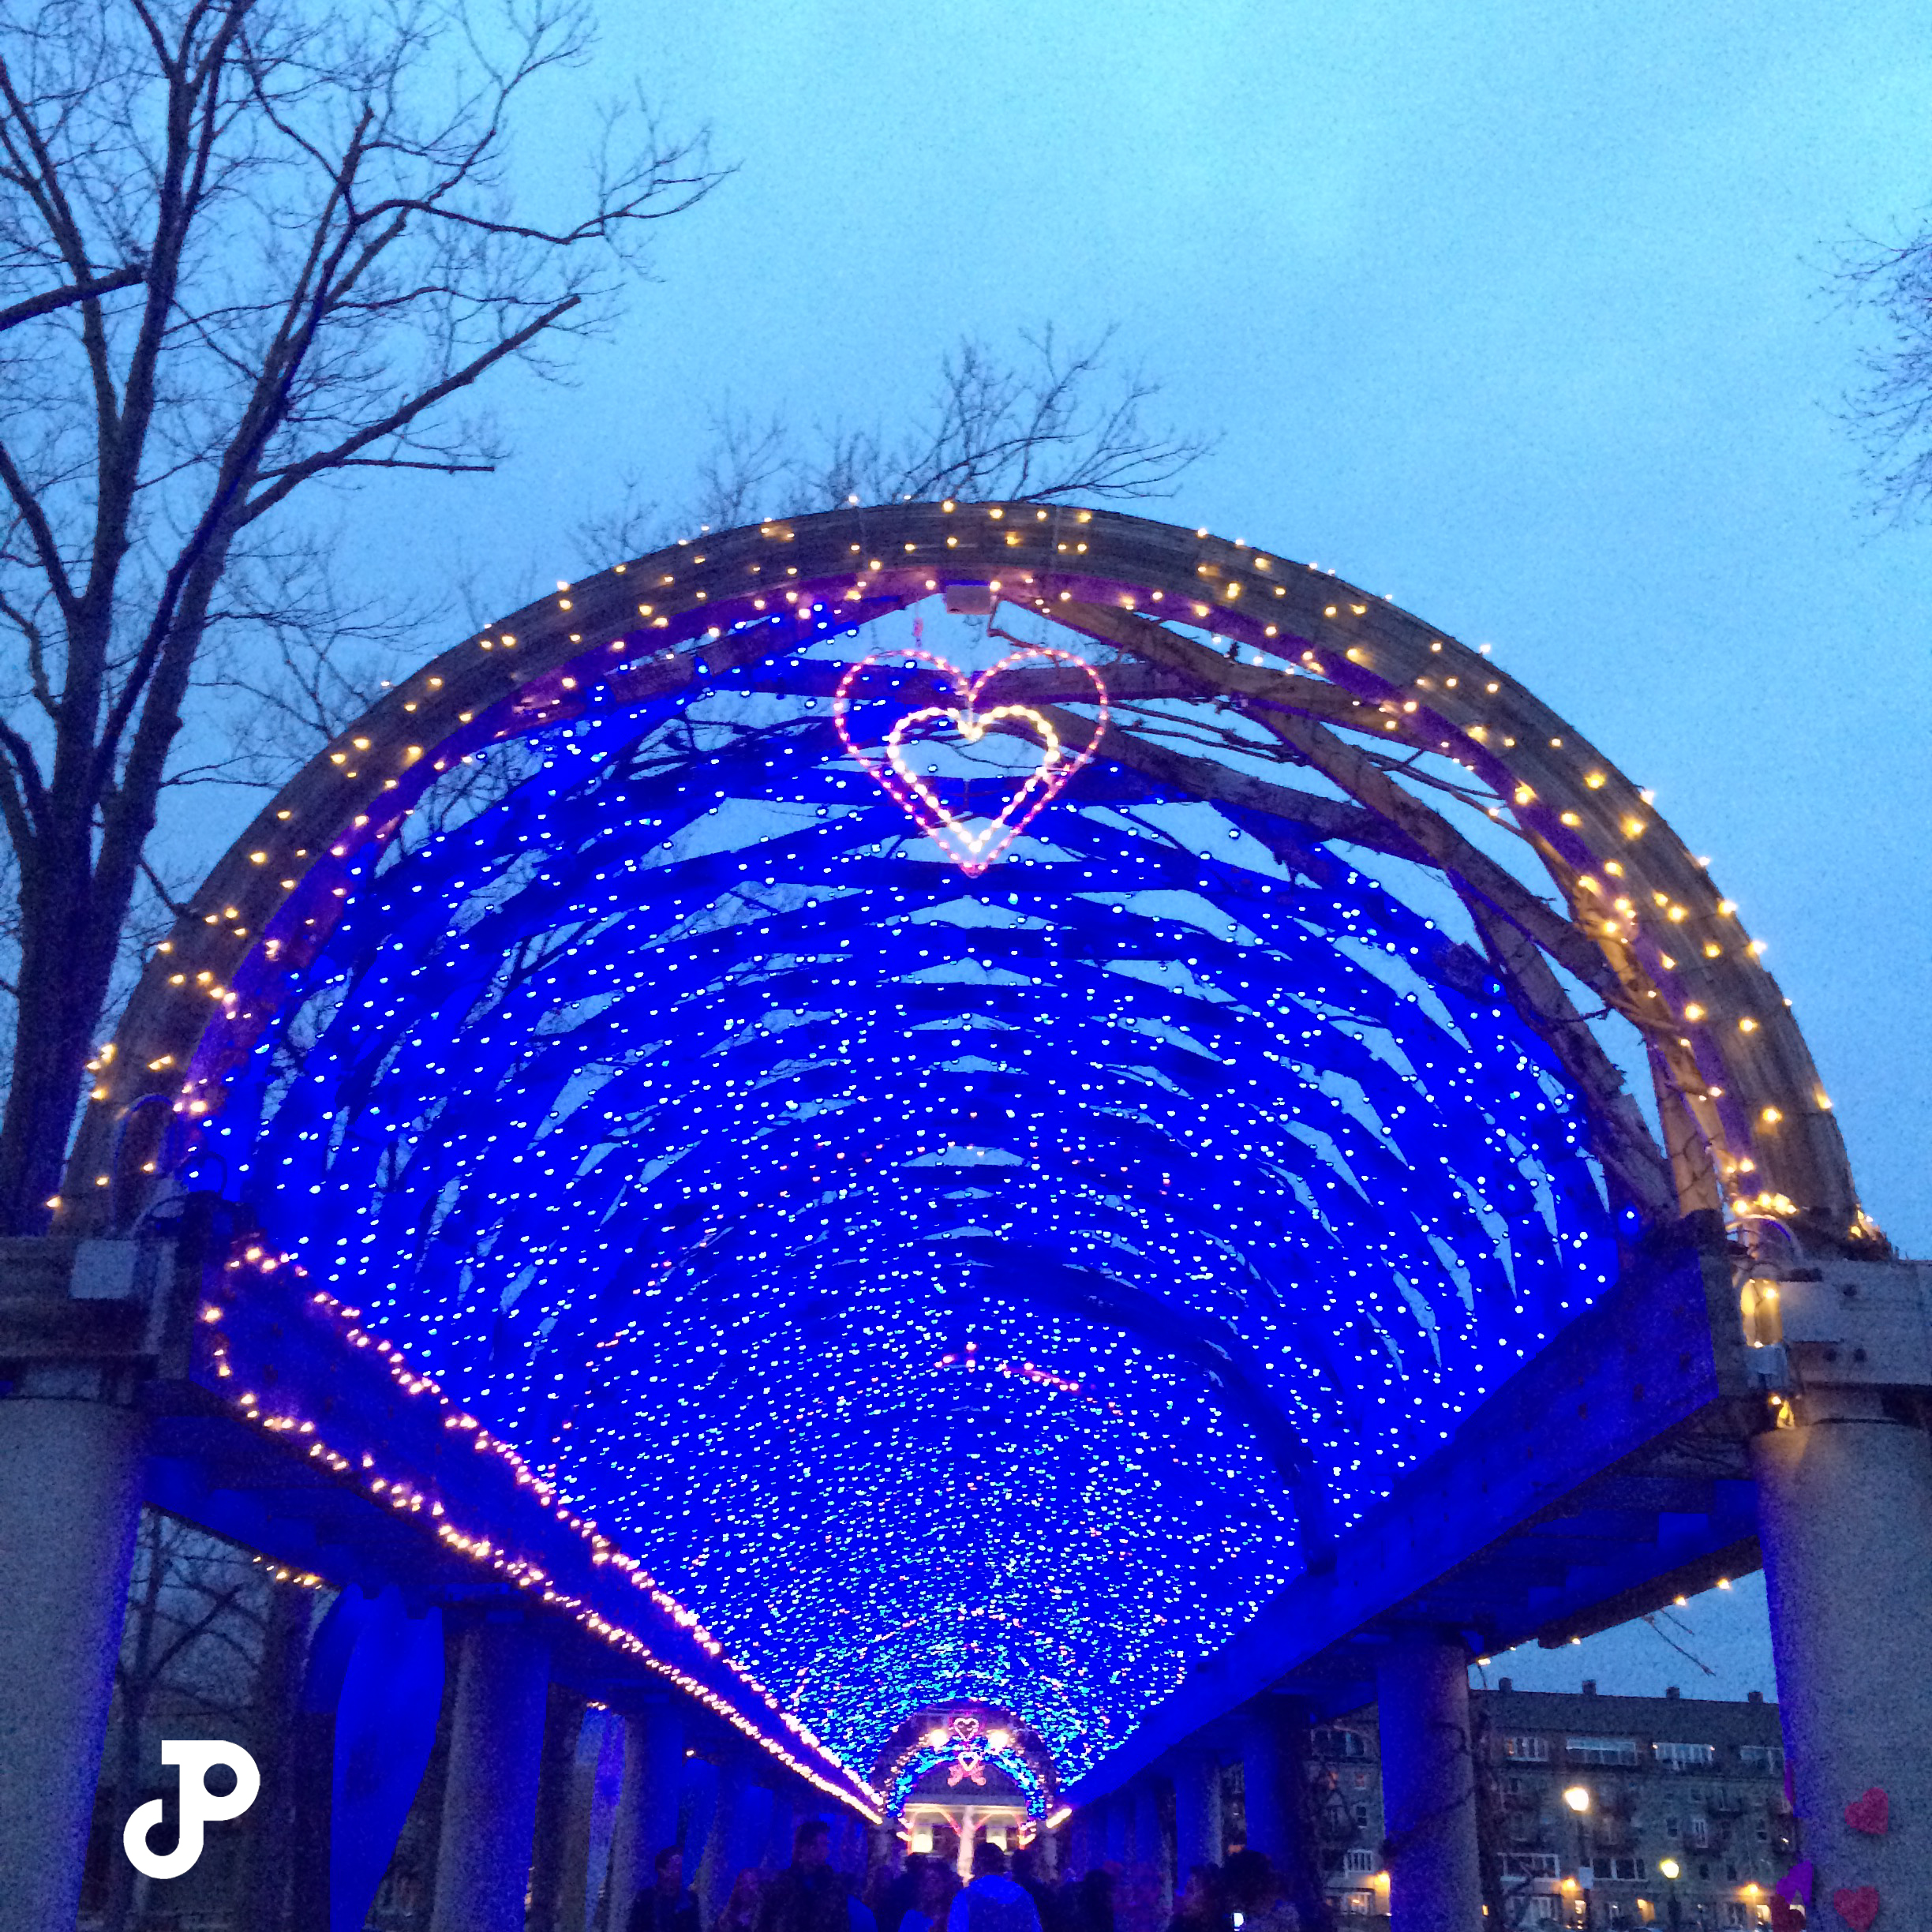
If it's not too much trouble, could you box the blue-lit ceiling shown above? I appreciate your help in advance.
[192,615,1619,1785]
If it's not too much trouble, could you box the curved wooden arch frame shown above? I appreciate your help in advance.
[69,502,1876,1256]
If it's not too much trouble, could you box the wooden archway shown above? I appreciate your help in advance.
[69,502,1876,1256]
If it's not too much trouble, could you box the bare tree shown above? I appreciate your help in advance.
[1840,223,1932,515]
[0,0,723,1231]
[95,1507,324,1932]
[578,324,1216,563]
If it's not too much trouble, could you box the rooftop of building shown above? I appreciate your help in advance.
[1472,1681,1783,1746]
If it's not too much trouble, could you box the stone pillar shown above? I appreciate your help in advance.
[1173,1750,1222,1877]
[0,1382,146,1932]
[1753,1386,1932,1926]
[610,1700,687,1928]
[429,1614,553,1932]
[1376,1632,1482,1932]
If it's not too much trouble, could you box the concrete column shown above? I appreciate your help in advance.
[1032,1818,1058,1878]
[0,1384,146,1932]
[1238,1708,1294,1863]
[1173,1750,1222,1876]
[1754,1387,1932,1925]
[766,1786,799,1866]
[429,1614,553,1932]
[839,1807,867,1875]
[682,1754,719,1882]
[1376,1632,1482,1932]
[702,1757,767,1924]
[1132,1780,1168,1911]
[557,1708,620,1932]
[1068,1807,1093,1877]
[610,1700,687,1928]
[528,1687,589,1932]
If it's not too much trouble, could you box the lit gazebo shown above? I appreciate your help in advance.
[878,1706,1059,1879]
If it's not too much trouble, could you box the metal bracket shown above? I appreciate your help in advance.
[1738,1260,1932,1393]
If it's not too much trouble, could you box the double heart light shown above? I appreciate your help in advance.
[832,627,1110,875]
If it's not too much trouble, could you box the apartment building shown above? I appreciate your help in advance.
[1305,1682,1793,1929]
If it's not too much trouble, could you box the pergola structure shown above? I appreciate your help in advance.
[2,504,1928,1932]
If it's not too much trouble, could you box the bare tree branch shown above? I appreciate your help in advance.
[1839,224,1932,517]
[0,259,144,334]
[576,326,1216,570]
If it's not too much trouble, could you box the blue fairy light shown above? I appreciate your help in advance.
[189,634,1619,1786]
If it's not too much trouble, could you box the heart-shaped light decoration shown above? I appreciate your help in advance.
[1833,1885,1881,1931]
[833,638,1108,875]
[1845,1788,1889,1836]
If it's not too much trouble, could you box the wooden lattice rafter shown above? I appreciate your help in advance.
[65,502,1877,1256]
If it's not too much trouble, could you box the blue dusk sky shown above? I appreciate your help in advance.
[335,1,1932,1694]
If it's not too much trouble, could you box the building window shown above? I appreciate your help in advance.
[1567,1738,1640,1767]
[1353,1769,1370,1791]
[1339,1891,1380,1916]
[1354,1803,1370,1828]
[1739,1745,1786,1776]
[1690,1818,1712,1849]
[1605,1859,1647,1881]
[1526,1898,1560,1923]
[1655,1743,1719,1772]
[1503,1735,1552,1762]
[1664,1817,1681,1840]
[1345,1850,1378,1876]
[1504,1854,1561,1878]
[1315,1728,1368,1759]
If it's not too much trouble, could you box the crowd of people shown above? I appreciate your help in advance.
[627,1819,1305,1932]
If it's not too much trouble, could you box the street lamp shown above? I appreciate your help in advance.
[1659,1858,1682,1931]
[1562,1788,1593,1931]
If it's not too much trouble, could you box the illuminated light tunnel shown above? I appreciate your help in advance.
[88,503,1874,1807]
[183,605,1621,1788]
